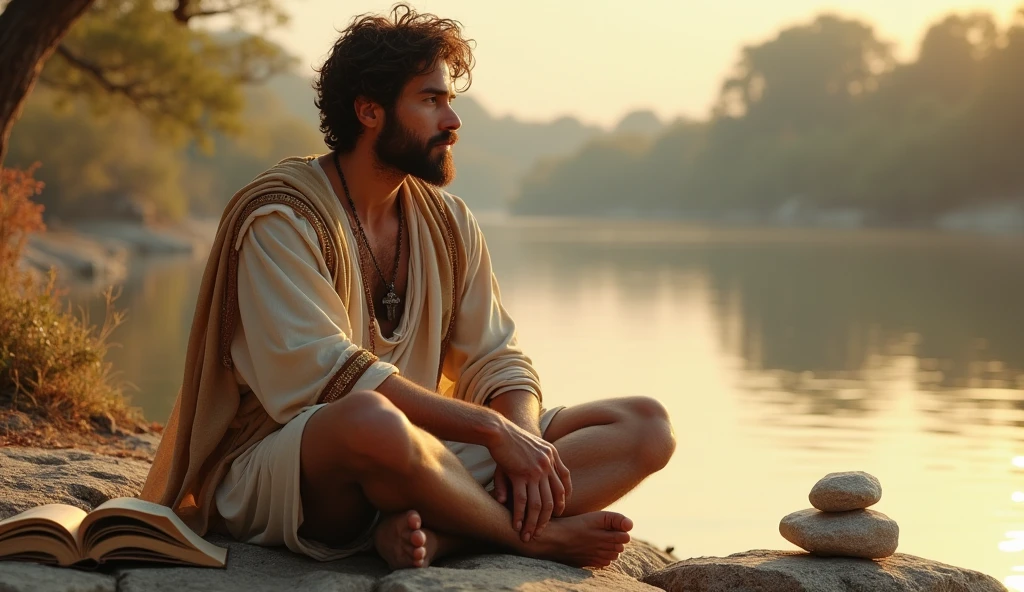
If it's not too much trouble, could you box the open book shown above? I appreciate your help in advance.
[0,498,227,568]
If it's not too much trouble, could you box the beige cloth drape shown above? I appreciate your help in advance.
[141,156,542,536]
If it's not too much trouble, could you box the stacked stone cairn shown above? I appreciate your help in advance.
[779,471,900,559]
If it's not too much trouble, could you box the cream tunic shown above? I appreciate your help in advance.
[214,160,551,560]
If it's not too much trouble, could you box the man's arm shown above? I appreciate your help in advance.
[373,374,505,446]
[484,389,571,540]
[487,390,541,436]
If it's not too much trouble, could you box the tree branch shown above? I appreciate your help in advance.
[171,0,265,24]
[51,44,170,110]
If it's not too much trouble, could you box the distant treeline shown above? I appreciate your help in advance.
[512,9,1024,224]
[10,7,1023,224]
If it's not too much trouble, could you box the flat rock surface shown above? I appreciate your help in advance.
[780,508,899,559]
[0,446,674,592]
[809,471,882,512]
[642,549,1007,592]
[377,553,661,591]
[0,537,668,592]
[0,447,151,519]
[0,561,116,592]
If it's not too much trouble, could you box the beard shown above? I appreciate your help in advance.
[374,110,457,187]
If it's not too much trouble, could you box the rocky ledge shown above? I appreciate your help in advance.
[644,550,1006,592]
[0,447,1008,591]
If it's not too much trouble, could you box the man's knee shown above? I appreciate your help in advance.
[306,390,420,475]
[619,396,676,472]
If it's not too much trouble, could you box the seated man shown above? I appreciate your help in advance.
[141,3,675,570]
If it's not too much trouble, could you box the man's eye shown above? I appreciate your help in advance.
[426,97,437,104]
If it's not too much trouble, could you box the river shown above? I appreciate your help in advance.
[68,217,1024,587]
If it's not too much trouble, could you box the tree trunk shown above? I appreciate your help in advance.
[0,0,95,166]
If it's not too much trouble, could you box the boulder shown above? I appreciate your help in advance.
[642,549,1007,592]
[780,508,899,559]
[809,471,882,512]
[603,539,676,580]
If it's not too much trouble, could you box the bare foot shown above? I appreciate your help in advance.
[373,510,438,570]
[522,511,633,568]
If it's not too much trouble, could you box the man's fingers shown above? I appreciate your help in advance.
[548,470,566,517]
[556,455,573,508]
[492,467,507,504]
[512,478,528,532]
[523,480,542,542]
[535,477,555,537]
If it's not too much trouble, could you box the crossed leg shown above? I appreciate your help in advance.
[544,396,676,515]
[398,396,677,563]
[297,392,674,569]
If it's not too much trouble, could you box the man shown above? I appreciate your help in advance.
[142,4,675,570]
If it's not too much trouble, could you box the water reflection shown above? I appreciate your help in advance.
[68,255,206,423]
[66,220,1024,587]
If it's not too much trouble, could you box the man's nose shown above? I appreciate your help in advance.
[442,105,461,131]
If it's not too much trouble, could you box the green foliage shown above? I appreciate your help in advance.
[39,0,293,150]
[6,75,322,220]
[511,6,1024,223]
[181,86,324,216]
[8,90,187,219]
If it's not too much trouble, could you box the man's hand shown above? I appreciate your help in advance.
[487,417,572,543]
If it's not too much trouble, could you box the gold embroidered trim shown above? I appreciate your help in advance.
[221,193,337,368]
[430,192,460,389]
[318,349,379,404]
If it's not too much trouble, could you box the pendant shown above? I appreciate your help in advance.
[382,285,401,322]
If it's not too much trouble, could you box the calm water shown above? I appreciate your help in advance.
[70,219,1024,588]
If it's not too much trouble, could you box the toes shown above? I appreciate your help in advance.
[405,510,422,531]
[411,545,427,561]
[602,512,633,532]
[409,528,427,547]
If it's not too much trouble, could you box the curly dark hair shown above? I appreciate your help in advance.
[314,4,475,152]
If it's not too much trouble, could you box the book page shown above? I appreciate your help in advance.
[0,504,86,539]
[82,498,226,566]
[0,505,86,565]
[89,534,226,567]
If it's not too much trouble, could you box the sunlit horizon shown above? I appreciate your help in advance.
[240,0,1023,127]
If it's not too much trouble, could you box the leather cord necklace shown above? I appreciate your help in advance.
[333,153,404,323]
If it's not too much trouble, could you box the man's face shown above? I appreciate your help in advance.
[374,61,461,187]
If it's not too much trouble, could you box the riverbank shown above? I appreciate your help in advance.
[19,218,218,285]
[19,202,1024,287]
[502,199,1024,236]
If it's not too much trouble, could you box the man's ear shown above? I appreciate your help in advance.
[354,96,384,131]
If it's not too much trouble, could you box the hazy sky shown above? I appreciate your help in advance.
[260,0,1021,128]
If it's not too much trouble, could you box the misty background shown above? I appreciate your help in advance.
[8,6,1024,231]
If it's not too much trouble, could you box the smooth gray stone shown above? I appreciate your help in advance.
[809,471,882,512]
[780,508,899,559]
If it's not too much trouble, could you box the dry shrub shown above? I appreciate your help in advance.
[0,165,141,437]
